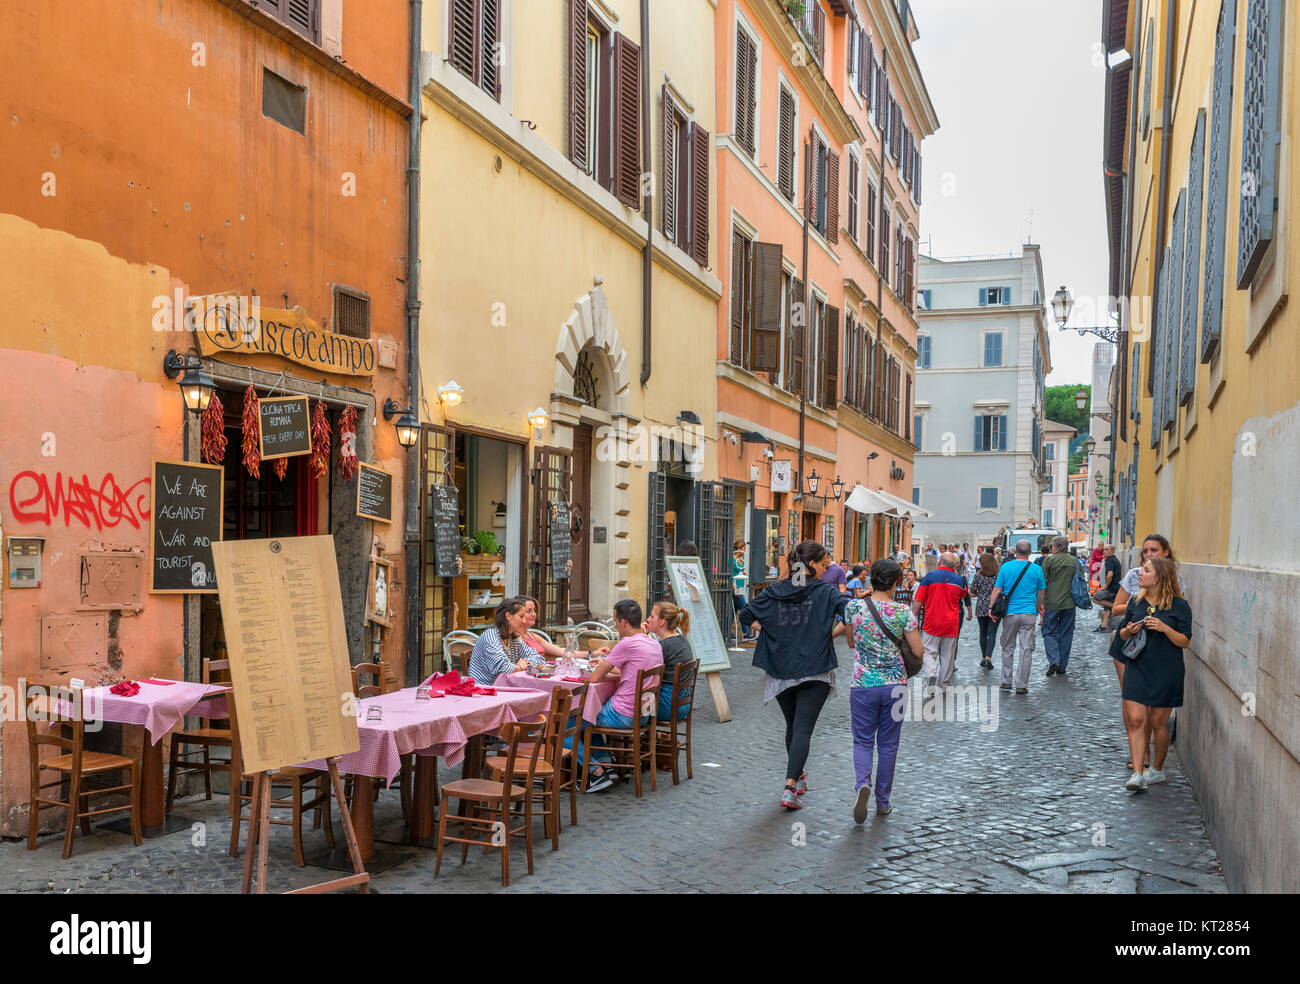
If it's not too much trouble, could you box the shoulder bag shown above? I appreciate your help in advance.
[990,561,1031,619]
[1119,603,1148,660]
[866,598,922,679]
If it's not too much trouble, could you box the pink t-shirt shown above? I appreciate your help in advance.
[604,633,665,717]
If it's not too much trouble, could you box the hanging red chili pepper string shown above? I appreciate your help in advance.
[274,456,288,481]
[241,385,261,478]
[339,405,359,481]
[200,391,227,465]
[310,400,331,478]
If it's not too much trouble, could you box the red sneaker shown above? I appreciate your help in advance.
[780,787,802,810]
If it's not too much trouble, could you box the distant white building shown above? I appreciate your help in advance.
[1040,418,1076,531]
[913,245,1052,548]
[1087,342,1115,548]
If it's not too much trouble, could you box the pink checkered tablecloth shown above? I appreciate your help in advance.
[494,672,617,725]
[76,681,230,745]
[301,687,550,784]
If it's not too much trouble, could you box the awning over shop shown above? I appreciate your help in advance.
[871,487,934,519]
[845,485,902,516]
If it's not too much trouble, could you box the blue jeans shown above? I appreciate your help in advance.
[657,686,691,721]
[850,686,906,810]
[1042,608,1077,670]
[561,710,588,772]
[585,703,647,766]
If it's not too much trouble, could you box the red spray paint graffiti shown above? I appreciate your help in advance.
[8,471,151,530]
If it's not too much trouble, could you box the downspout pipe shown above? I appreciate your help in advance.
[639,0,653,386]
[404,0,423,686]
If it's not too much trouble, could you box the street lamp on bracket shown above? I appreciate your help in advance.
[1051,285,1122,345]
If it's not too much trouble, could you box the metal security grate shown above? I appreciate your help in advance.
[333,286,371,339]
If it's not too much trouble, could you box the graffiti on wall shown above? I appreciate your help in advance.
[8,471,151,530]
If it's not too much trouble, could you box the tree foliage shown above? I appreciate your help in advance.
[1044,384,1090,435]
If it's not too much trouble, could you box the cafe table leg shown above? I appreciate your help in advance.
[411,755,437,843]
[141,735,166,828]
[461,735,484,781]
[350,776,376,863]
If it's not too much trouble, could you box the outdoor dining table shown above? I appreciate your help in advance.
[300,685,551,865]
[72,679,231,836]
[494,671,617,725]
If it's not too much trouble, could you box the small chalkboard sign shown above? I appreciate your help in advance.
[356,463,394,524]
[429,484,461,577]
[549,500,571,580]
[149,458,223,594]
[257,395,313,460]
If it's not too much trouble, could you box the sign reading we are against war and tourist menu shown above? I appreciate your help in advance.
[356,463,394,524]
[149,459,223,594]
[257,395,313,460]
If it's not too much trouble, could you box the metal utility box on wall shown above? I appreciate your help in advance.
[80,552,146,608]
[7,536,44,588]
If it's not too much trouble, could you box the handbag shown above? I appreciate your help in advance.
[1119,625,1147,660]
[1071,558,1094,610]
[866,598,922,679]
[990,561,1031,619]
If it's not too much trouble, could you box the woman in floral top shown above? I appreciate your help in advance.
[843,559,923,822]
[970,551,1000,670]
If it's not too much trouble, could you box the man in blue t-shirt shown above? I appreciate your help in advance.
[988,539,1046,694]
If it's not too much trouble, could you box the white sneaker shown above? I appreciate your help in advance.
[1125,771,1147,792]
[1142,766,1167,785]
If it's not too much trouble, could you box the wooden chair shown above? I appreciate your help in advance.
[448,640,475,676]
[579,631,612,653]
[225,697,335,867]
[351,661,385,699]
[555,682,588,826]
[165,658,233,813]
[580,667,662,797]
[656,659,700,785]
[528,628,553,646]
[23,679,141,858]
[435,719,546,887]
[442,631,479,672]
[485,688,572,852]
[574,620,613,637]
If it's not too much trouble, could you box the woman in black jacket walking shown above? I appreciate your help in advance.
[738,540,849,810]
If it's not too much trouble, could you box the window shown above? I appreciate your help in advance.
[776,85,796,201]
[332,286,371,339]
[973,414,1008,451]
[864,181,877,266]
[1046,472,1055,493]
[1043,508,1054,527]
[913,413,924,450]
[729,232,784,375]
[262,68,307,135]
[568,9,641,210]
[734,23,758,158]
[449,0,500,99]
[847,21,859,94]
[263,0,320,44]
[847,152,859,242]
[981,286,1005,305]
[982,331,1004,367]
[879,201,891,282]
[661,89,711,264]
[1044,442,1055,460]
[808,134,838,243]
[787,272,805,395]
[801,1,826,66]
[912,487,921,506]
[919,288,932,310]
[978,487,1000,511]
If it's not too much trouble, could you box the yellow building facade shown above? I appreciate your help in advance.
[417,0,721,670]
[1103,0,1300,891]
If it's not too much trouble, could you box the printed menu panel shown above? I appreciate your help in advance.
[211,535,359,773]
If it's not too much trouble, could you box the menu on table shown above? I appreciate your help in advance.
[211,535,359,773]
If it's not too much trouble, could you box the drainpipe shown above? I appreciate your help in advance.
[639,0,653,386]
[404,0,423,686]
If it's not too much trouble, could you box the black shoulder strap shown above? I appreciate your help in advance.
[865,598,903,648]
[1007,561,1031,598]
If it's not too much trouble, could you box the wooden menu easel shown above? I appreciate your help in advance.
[241,762,370,895]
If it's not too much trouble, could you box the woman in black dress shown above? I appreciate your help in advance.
[1114,557,1192,792]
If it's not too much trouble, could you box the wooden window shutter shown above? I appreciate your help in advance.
[865,183,876,266]
[847,155,858,241]
[752,242,784,372]
[825,149,839,244]
[905,373,913,440]
[286,0,319,43]
[662,87,676,243]
[690,123,710,265]
[1179,110,1206,406]
[844,315,855,406]
[791,277,806,396]
[903,237,915,311]
[730,231,747,367]
[813,3,826,65]
[777,87,796,200]
[612,33,642,210]
[735,30,757,156]
[859,34,871,101]
[450,0,477,79]
[824,306,840,409]
[879,203,890,282]
[858,326,869,412]
[914,151,922,205]
[1236,0,1283,286]
[567,0,588,170]
[480,0,500,99]
[1202,0,1236,364]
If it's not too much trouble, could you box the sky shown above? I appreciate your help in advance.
[913,0,1112,385]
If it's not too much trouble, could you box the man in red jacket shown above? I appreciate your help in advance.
[912,552,972,695]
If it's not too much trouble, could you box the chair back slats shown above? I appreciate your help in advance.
[634,667,663,721]
[668,659,700,718]
[448,640,474,676]
[22,680,84,762]
[352,661,384,699]
[499,719,547,792]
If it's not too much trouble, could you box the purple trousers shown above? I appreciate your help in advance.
[850,685,906,810]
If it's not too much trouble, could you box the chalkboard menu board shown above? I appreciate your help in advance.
[428,484,461,577]
[257,395,313,460]
[149,458,223,594]
[665,555,731,673]
[549,500,571,580]
[356,463,394,524]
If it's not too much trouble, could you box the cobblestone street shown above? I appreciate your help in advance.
[0,607,1227,894]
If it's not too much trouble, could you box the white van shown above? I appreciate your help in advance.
[996,528,1062,563]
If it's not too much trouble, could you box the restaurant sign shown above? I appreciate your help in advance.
[190,293,376,377]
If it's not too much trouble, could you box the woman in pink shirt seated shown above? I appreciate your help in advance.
[582,599,664,793]
[516,594,569,662]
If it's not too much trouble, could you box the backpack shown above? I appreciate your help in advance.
[1071,558,1093,609]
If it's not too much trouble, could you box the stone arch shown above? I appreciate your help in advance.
[553,279,631,408]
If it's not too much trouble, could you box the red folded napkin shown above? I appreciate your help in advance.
[424,670,461,694]
[109,681,140,697]
[563,676,589,683]
[140,678,177,686]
